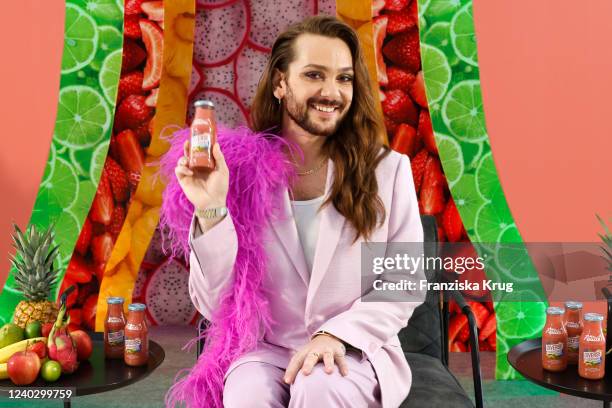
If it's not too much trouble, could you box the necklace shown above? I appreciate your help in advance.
[295,158,327,176]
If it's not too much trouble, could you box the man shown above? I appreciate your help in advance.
[173,16,425,407]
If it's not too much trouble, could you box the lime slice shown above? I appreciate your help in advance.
[494,336,518,379]
[474,200,513,243]
[90,140,110,182]
[423,22,460,66]
[493,225,540,284]
[450,2,478,67]
[41,142,57,186]
[78,0,122,22]
[54,211,81,257]
[496,291,546,339]
[61,4,99,74]
[435,134,463,184]
[54,85,111,149]
[37,157,79,213]
[441,80,487,142]
[99,49,122,104]
[418,0,431,18]
[475,151,498,201]
[90,25,123,72]
[449,174,483,228]
[115,0,124,13]
[424,0,461,20]
[69,180,97,220]
[421,44,451,105]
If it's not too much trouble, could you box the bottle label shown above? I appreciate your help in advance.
[108,330,124,346]
[568,336,579,352]
[583,334,605,342]
[545,342,564,359]
[583,350,602,366]
[125,338,142,354]
[545,327,564,335]
[566,321,580,329]
[107,317,123,324]
[192,133,211,151]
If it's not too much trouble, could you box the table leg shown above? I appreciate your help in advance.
[604,401,610,408]
[64,400,71,408]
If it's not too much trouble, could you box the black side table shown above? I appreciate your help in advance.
[508,338,612,408]
[0,332,165,407]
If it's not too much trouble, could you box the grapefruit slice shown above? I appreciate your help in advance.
[373,16,388,87]
[139,19,163,90]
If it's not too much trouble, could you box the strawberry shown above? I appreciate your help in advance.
[448,314,468,344]
[387,66,415,92]
[419,156,445,215]
[140,19,163,90]
[105,158,129,202]
[123,15,142,39]
[451,341,467,352]
[449,299,461,315]
[125,0,144,15]
[458,323,470,343]
[115,129,145,174]
[390,124,417,157]
[27,341,47,359]
[118,71,144,102]
[467,301,490,329]
[443,198,465,243]
[115,94,154,131]
[90,172,114,225]
[76,280,98,306]
[410,71,428,108]
[74,217,92,256]
[383,28,421,73]
[479,313,496,341]
[410,149,428,193]
[386,9,417,35]
[373,16,388,86]
[418,110,437,155]
[134,121,152,146]
[91,232,114,266]
[68,309,82,327]
[384,116,399,136]
[381,89,418,126]
[66,254,93,284]
[82,295,98,331]
[407,0,418,19]
[59,277,78,309]
[121,40,146,73]
[384,0,409,12]
[487,332,497,350]
[109,205,126,238]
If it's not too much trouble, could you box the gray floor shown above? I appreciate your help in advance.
[0,325,603,407]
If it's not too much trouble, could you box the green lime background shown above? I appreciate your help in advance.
[0,1,123,326]
[418,0,547,380]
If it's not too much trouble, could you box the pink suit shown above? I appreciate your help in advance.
[188,150,425,407]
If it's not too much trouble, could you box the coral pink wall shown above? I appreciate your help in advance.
[0,1,64,288]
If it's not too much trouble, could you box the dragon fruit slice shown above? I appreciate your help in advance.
[188,89,248,127]
[144,258,198,325]
[203,62,235,93]
[235,46,269,108]
[318,0,336,16]
[249,0,315,51]
[144,226,168,265]
[196,0,238,7]
[194,1,247,66]
[188,64,204,98]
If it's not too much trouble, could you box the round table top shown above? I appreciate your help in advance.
[0,332,164,396]
[508,338,612,401]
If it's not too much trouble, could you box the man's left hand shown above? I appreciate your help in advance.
[283,334,349,384]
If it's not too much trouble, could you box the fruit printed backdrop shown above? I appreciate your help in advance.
[0,0,543,379]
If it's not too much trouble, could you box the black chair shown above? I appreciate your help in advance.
[196,215,484,408]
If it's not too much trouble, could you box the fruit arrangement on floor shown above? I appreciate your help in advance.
[63,0,164,332]
[373,0,495,351]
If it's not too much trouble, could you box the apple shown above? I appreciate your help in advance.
[69,330,93,361]
[27,341,47,359]
[7,351,41,385]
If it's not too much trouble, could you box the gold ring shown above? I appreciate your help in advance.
[309,352,320,359]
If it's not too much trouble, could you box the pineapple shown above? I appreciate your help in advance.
[10,223,60,328]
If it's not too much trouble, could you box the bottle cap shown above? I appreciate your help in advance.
[107,297,124,304]
[565,301,583,310]
[128,303,146,312]
[194,100,215,109]
[584,313,604,322]
[546,307,564,315]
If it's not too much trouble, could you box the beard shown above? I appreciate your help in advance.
[283,84,348,137]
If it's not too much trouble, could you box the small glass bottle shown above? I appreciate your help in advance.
[542,306,567,372]
[564,301,583,364]
[579,313,606,380]
[189,100,217,170]
[124,303,149,367]
[104,297,126,359]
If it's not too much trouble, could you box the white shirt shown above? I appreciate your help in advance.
[290,195,325,275]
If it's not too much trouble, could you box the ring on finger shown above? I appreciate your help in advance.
[309,352,320,359]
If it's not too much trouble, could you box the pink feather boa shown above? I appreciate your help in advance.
[158,126,295,407]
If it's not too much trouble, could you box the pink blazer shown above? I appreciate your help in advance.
[188,150,425,408]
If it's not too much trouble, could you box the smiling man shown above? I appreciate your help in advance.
[174,16,425,408]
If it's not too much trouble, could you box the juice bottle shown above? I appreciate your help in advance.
[124,303,149,367]
[564,301,583,364]
[189,100,216,170]
[578,313,606,379]
[104,297,126,359]
[542,306,567,372]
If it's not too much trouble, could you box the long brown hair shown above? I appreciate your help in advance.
[250,16,391,242]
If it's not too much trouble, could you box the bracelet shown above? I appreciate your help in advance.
[195,206,228,219]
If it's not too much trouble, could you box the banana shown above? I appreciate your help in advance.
[0,363,7,380]
[0,337,46,363]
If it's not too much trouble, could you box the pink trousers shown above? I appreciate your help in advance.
[223,351,382,407]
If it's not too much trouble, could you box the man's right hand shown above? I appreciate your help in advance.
[175,139,229,216]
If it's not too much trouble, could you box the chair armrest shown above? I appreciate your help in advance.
[447,289,484,408]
